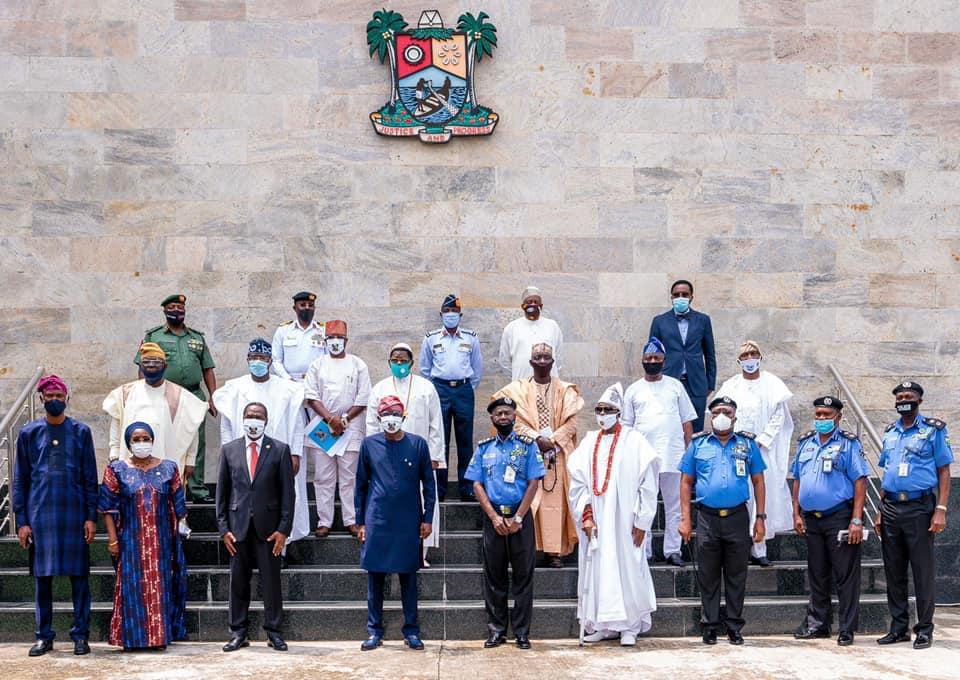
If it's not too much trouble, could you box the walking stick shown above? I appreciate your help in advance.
[578,526,598,646]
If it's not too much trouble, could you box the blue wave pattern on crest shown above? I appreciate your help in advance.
[398,86,467,124]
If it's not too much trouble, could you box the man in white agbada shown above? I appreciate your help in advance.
[568,383,660,646]
[304,320,371,538]
[498,286,564,381]
[366,342,445,564]
[212,337,309,547]
[715,340,794,566]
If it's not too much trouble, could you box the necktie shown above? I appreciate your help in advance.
[249,440,259,479]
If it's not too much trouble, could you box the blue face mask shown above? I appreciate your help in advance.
[814,419,836,435]
[672,297,690,314]
[441,312,461,329]
[390,362,412,379]
[249,360,269,378]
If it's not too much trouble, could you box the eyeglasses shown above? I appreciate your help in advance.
[594,407,619,415]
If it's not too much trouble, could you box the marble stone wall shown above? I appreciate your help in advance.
[1,1,959,476]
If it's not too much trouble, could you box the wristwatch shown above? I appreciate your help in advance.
[756,513,767,520]
[341,414,350,427]
[514,513,524,525]
[850,518,863,526]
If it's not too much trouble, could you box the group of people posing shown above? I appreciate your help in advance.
[10,280,953,655]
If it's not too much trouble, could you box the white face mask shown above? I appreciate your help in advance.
[739,358,761,374]
[596,413,619,430]
[327,338,345,355]
[130,441,153,459]
[243,418,266,439]
[711,413,733,433]
[380,415,403,434]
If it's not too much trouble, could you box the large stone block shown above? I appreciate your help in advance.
[701,238,836,273]
[738,0,805,27]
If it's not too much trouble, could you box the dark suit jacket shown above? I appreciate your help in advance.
[216,435,294,542]
[649,308,717,397]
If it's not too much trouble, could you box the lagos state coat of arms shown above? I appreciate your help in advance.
[367,9,499,144]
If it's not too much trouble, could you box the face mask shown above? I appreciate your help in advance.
[739,358,761,374]
[243,418,266,439]
[711,413,733,433]
[142,366,165,384]
[130,442,153,459]
[165,311,185,326]
[524,305,539,316]
[895,400,919,416]
[672,298,690,314]
[381,415,403,434]
[441,312,461,329]
[297,308,314,324]
[642,361,663,376]
[42,399,66,417]
[494,419,515,437]
[390,362,412,379]
[248,360,269,378]
[327,338,345,355]
[596,413,619,430]
[814,419,836,435]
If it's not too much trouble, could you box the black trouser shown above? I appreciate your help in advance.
[434,380,475,499]
[481,514,536,637]
[696,506,751,633]
[880,495,937,636]
[229,519,283,637]
[802,508,861,634]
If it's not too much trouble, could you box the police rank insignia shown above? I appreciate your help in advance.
[367,9,499,143]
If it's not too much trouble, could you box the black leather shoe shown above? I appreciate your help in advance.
[728,631,744,645]
[266,633,287,651]
[222,635,249,652]
[193,495,215,504]
[702,630,717,645]
[749,556,773,567]
[794,626,831,640]
[28,640,53,657]
[913,632,932,649]
[484,632,506,648]
[665,554,687,567]
[516,635,531,649]
[404,635,425,650]
[837,632,854,646]
[73,638,90,655]
[360,635,382,651]
[877,631,910,645]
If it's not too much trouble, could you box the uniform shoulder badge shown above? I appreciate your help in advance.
[839,430,859,441]
[460,328,477,337]
[477,436,495,446]
[799,430,816,441]
[426,328,443,337]
[737,431,757,440]
[884,422,896,433]
[923,417,946,430]
[691,431,709,440]
[516,434,534,444]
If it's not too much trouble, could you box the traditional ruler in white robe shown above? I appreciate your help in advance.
[366,374,445,550]
[213,374,309,543]
[568,427,660,635]
[716,370,795,540]
[497,316,564,380]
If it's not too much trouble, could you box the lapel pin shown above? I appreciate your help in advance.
[52,440,59,445]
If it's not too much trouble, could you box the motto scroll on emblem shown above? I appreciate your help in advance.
[367,9,499,144]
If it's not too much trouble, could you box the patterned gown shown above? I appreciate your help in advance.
[98,459,188,649]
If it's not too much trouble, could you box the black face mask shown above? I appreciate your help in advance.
[43,399,66,417]
[297,308,314,324]
[642,361,663,376]
[143,366,166,384]
[165,311,185,326]
[896,400,919,415]
[494,420,515,437]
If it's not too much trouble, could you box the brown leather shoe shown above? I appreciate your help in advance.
[346,524,361,538]
[314,526,331,538]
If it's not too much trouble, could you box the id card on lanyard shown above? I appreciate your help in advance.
[735,459,746,477]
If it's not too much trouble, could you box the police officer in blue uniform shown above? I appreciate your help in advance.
[420,294,483,501]
[679,395,766,646]
[791,396,870,646]
[875,381,953,650]
[466,396,545,650]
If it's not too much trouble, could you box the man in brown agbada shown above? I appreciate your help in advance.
[493,343,583,567]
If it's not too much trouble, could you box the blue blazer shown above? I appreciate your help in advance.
[648,309,717,397]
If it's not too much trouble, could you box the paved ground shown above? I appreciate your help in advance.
[2,612,958,679]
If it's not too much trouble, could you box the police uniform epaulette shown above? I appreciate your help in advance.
[691,431,709,439]
[799,430,816,440]
[839,430,858,441]
[885,422,896,433]
[477,436,496,446]
[737,431,757,439]
[426,328,443,337]
[516,434,534,444]
[280,320,293,326]
[923,417,946,430]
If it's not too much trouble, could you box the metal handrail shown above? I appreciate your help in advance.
[0,366,45,534]
[828,365,884,451]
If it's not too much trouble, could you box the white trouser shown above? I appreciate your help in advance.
[746,494,768,558]
[646,471,682,559]
[312,449,360,528]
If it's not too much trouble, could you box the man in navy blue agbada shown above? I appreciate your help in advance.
[679,396,766,646]
[12,375,98,657]
[355,395,436,652]
[875,381,953,650]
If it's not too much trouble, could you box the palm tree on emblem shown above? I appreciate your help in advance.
[457,12,497,112]
[367,9,408,108]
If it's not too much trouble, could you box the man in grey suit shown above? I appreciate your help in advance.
[216,401,295,653]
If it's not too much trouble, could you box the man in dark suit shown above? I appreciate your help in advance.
[648,279,717,432]
[216,401,295,653]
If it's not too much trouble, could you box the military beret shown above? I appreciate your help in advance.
[892,380,923,397]
[293,291,316,302]
[442,293,461,310]
[708,395,737,410]
[161,294,185,307]
[487,396,517,414]
[813,395,843,410]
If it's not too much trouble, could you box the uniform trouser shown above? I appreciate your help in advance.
[313,449,360,528]
[366,572,419,638]
[680,379,707,434]
[646,472,682,559]
[696,506,751,633]
[880,495,937,636]
[802,508,861,634]
[229,519,283,637]
[434,381,475,499]
[35,574,90,642]
[481,514,536,637]
[186,389,210,500]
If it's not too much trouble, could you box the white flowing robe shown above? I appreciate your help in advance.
[716,370,794,536]
[213,374,309,543]
[366,374,445,549]
[497,316,564,380]
[568,427,660,635]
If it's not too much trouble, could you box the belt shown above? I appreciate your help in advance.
[432,377,470,387]
[493,505,515,518]
[698,503,746,518]
[802,500,852,519]
[883,489,935,503]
